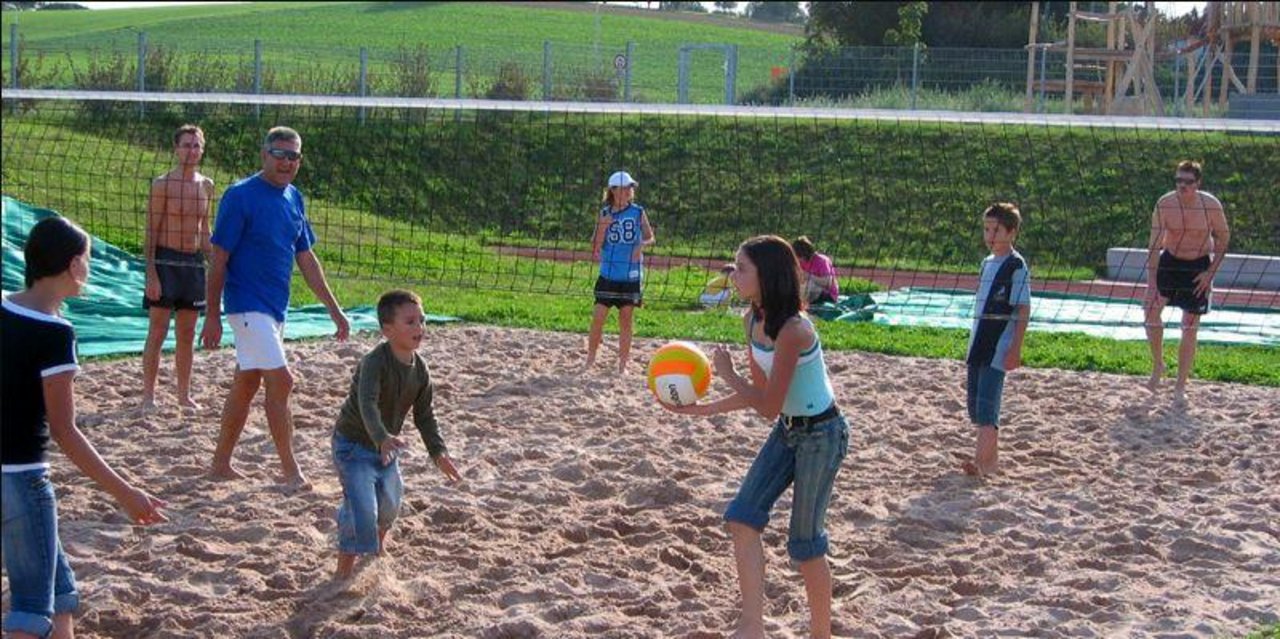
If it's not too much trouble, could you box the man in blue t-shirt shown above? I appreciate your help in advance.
[200,126,350,487]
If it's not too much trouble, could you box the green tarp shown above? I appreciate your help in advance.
[815,288,1277,346]
[2,196,456,358]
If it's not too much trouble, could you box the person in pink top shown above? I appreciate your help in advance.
[793,236,839,305]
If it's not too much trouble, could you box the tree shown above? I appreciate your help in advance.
[884,1,927,47]
[805,2,903,48]
[746,1,803,24]
[713,1,739,14]
[658,1,706,12]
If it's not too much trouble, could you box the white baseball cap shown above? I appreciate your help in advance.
[607,171,638,188]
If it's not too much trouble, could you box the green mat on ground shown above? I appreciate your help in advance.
[862,287,1278,346]
[2,196,457,358]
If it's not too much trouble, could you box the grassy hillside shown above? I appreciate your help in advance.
[2,2,801,103]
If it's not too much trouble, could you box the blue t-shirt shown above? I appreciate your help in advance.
[211,173,316,322]
[598,203,645,283]
[966,251,1031,372]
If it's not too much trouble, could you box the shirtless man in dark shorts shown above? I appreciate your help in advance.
[1143,160,1230,403]
[141,124,214,411]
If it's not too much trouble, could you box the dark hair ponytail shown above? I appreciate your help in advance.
[24,216,89,288]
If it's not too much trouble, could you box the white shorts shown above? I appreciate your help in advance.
[228,312,287,371]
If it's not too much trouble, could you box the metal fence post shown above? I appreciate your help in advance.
[725,44,738,105]
[624,41,634,102]
[137,31,147,117]
[9,23,17,91]
[1038,48,1047,113]
[542,40,552,100]
[910,42,920,110]
[254,39,262,119]
[358,46,368,124]
[788,48,796,106]
[454,45,463,99]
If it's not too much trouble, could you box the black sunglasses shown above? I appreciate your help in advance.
[267,148,302,161]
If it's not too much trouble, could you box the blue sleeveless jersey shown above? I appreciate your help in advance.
[598,204,644,282]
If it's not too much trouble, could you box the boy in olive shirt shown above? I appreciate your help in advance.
[332,290,462,579]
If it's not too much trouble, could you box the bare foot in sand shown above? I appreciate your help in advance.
[281,472,312,491]
[962,460,994,478]
[729,625,766,639]
[178,396,203,411]
[1172,384,1188,407]
[334,553,356,581]
[1147,363,1166,392]
[140,395,159,412]
[209,464,246,481]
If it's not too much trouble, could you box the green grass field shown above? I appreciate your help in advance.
[3,112,1276,386]
[2,2,801,103]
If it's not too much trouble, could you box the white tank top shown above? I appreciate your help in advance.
[748,314,836,417]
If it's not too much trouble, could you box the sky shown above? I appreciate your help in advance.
[73,1,1208,16]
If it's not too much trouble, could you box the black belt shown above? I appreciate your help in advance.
[780,404,840,430]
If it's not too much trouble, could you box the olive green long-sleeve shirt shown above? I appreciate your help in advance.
[334,341,448,458]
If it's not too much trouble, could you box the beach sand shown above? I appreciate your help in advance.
[3,324,1277,638]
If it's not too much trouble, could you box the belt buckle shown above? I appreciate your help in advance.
[782,414,795,431]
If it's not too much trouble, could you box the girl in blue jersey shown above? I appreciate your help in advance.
[664,235,848,639]
[585,170,655,374]
[2,216,167,639]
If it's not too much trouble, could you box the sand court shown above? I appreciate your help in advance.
[3,324,1277,638]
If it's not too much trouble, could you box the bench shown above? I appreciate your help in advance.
[1106,248,1280,291]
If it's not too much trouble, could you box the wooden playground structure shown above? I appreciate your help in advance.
[1024,1,1280,115]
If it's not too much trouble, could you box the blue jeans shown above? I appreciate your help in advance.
[723,415,849,562]
[332,434,404,555]
[2,468,80,638]
[966,364,1007,428]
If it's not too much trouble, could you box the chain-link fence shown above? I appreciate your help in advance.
[4,24,1277,116]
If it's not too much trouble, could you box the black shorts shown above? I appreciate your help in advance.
[1155,250,1211,315]
[594,276,642,308]
[143,247,206,312]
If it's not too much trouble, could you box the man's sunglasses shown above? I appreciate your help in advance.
[267,148,302,161]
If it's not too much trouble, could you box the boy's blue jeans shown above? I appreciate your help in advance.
[966,364,1007,427]
[332,434,404,555]
[2,468,80,638]
[723,414,849,562]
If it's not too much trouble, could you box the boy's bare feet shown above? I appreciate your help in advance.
[281,471,312,491]
[1172,383,1188,407]
[962,460,995,477]
[334,553,356,580]
[729,624,766,639]
[141,395,159,412]
[178,396,203,411]
[209,464,246,480]
[1146,362,1166,392]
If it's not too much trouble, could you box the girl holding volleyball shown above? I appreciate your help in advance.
[664,235,848,639]
[585,170,654,374]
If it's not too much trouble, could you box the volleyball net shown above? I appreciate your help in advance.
[2,90,1277,343]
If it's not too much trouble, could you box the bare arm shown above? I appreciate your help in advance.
[1003,303,1030,371]
[296,249,350,341]
[45,373,166,524]
[639,211,655,247]
[200,245,229,349]
[716,317,808,420]
[1195,199,1231,295]
[592,212,611,261]
[144,179,166,298]
[1144,204,1164,302]
[200,177,214,256]
[1207,201,1230,276]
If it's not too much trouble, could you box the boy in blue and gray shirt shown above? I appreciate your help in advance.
[963,203,1031,477]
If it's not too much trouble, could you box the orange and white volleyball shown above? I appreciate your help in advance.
[646,341,712,407]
